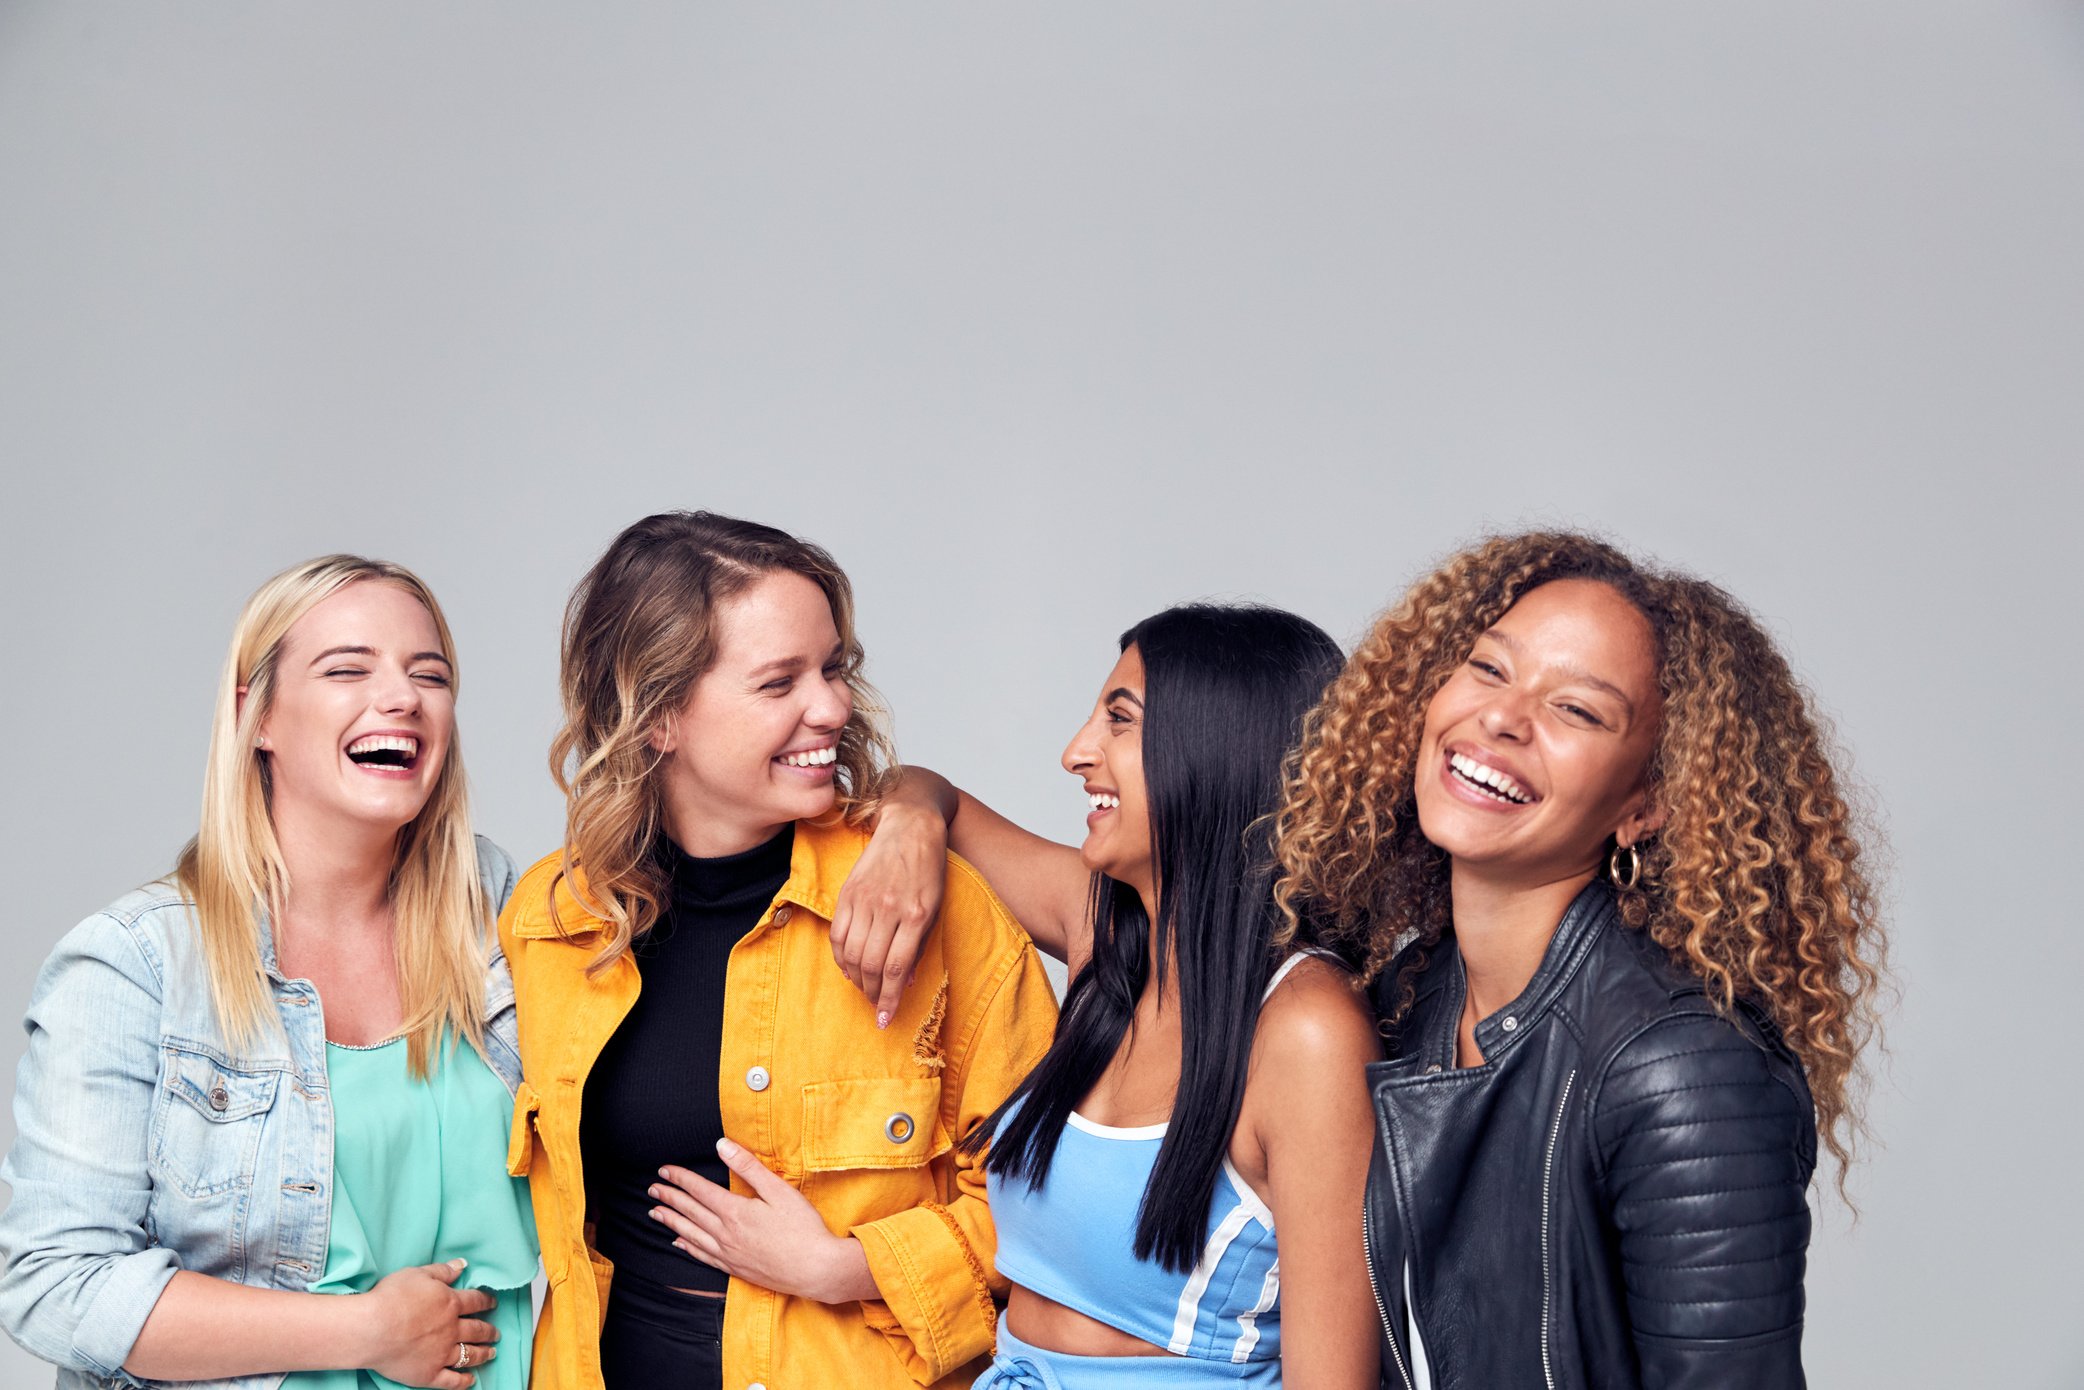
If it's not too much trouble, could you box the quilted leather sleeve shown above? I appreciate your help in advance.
[1592,1012,1817,1390]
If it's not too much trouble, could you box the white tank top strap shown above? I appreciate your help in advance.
[1259,947,1334,1004]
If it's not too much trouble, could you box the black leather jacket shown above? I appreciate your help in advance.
[1363,882,1816,1390]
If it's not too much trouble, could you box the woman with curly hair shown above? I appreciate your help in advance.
[1272,532,1886,1390]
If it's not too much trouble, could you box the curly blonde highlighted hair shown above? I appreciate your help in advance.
[1273,531,1887,1184]
[549,511,895,972]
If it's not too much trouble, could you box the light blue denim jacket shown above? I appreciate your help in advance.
[0,837,522,1390]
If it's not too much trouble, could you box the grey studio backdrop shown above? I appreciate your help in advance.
[1,4,2078,1386]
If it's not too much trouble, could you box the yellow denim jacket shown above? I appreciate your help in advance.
[500,817,1057,1390]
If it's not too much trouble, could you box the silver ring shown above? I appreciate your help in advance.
[452,1342,473,1371]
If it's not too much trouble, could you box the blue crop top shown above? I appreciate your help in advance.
[985,952,1318,1382]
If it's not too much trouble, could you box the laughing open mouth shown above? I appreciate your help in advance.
[346,734,419,770]
[1449,751,1532,805]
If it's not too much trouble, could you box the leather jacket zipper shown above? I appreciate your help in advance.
[1363,1199,1417,1390]
[1540,1069,1578,1390]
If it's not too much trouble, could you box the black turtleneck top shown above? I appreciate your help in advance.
[581,824,794,1294]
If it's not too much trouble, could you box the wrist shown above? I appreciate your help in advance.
[814,1234,875,1305]
[323,1291,382,1369]
[880,798,947,841]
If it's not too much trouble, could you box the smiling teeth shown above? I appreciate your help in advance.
[780,746,837,768]
[1088,792,1120,811]
[346,735,417,758]
[1449,752,1531,805]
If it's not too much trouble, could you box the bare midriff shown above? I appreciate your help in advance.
[1006,1284,1172,1357]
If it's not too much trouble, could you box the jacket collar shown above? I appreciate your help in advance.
[769,815,862,922]
[254,903,289,983]
[508,815,865,941]
[252,896,512,1025]
[1452,879,1620,1062]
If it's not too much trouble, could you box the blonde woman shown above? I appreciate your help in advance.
[0,557,536,1390]
[500,511,1056,1390]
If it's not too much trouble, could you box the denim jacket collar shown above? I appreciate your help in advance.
[252,889,516,1030]
[254,902,288,984]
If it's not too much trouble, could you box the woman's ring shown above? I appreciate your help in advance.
[453,1342,475,1370]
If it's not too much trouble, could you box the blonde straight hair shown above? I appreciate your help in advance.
[174,555,490,1078]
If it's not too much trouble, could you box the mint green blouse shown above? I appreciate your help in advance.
[284,1035,539,1390]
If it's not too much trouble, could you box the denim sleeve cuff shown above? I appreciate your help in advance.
[69,1246,180,1378]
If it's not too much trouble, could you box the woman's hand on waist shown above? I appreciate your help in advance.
[121,1261,496,1386]
[357,1258,501,1389]
[650,1137,878,1305]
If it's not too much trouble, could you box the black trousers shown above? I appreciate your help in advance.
[599,1272,725,1390]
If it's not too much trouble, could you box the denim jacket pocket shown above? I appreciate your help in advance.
[149,1042,282,1199]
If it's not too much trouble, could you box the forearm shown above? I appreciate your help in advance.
[852,764,1084,1000]
[882,766,960,828]
[125,1272,372,1380]
[900,779,1063,954]
[815,1235,879,1305]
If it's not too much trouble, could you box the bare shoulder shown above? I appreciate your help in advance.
[1254,953,1382,1072]
[1242,954,1380,1167]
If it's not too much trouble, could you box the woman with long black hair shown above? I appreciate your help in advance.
[844,604,1381,1389]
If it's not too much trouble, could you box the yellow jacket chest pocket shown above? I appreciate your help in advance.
[800,1076,948,1171]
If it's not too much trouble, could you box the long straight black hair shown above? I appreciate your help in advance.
[965,602,1345,1273]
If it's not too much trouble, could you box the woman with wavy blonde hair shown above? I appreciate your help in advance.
[499,511,1055,1390]
[0,555,536,1390]
[1273,531,1886,1390]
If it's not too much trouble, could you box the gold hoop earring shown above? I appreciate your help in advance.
[1608,842,1642,891]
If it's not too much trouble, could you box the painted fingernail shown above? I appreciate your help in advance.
[876,1011,891,1029]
